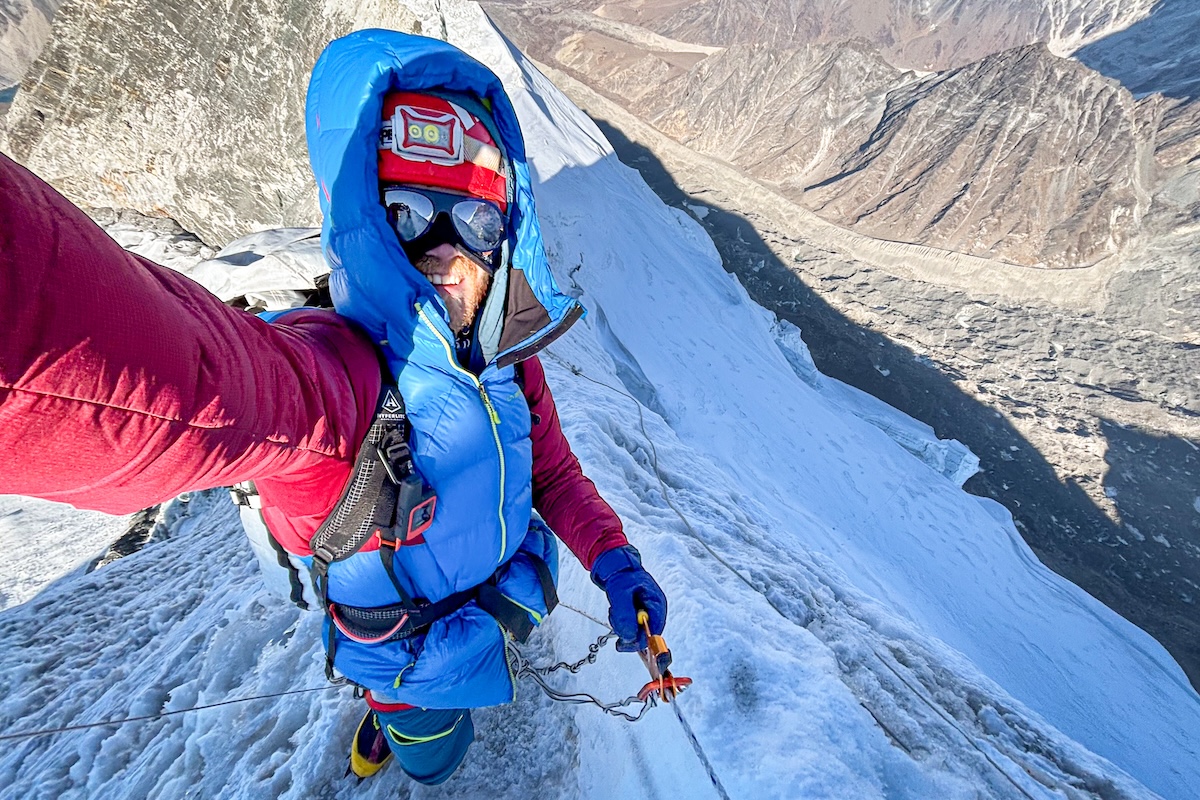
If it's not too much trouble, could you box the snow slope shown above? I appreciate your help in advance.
[2,3,1199,798]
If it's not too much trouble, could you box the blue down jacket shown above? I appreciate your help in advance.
[304,30,584,707]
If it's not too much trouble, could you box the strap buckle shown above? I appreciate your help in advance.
[405,495,437,542]
[378,477,436,547]
[375,443,409,485]
[397,474,436,543]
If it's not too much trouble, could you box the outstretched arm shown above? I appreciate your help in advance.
[0,154,379,533]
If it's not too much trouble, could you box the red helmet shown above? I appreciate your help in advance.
[378,92,507,210]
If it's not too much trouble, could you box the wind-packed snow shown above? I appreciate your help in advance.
[2,3,1199,799]
[0,497,133,612]
[772,319,979,486]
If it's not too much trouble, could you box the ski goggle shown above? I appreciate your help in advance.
[382,187,506,260]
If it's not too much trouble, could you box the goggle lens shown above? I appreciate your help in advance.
[387,190,435,241]
[383,188,506,256]
[452,201,506,254]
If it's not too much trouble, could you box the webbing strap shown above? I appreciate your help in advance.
[308,387,420,609]
[328,552,558,655]
[264,520,310,609]
[310,384,415,684]
[309,388,407,576]
[329,587,477,643]
[477,584,535,643]
[476,554,558,644]
[531,555,559,615]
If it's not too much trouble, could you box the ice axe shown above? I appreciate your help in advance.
[635,609,692,703]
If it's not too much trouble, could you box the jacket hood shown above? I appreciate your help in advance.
[305,29,581,368]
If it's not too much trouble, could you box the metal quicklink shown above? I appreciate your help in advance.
[504,636,655,723]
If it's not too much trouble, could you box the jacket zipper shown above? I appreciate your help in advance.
[416,304,508,563]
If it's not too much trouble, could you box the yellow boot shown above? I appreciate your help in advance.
[348,709,393,780]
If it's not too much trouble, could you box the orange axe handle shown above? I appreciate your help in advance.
[637,610,672,676]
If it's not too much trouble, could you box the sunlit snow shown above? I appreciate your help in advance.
[1,4,1198,799]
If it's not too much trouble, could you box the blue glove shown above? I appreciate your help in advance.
[590,545,668,652]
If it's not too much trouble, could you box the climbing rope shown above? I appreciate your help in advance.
[541,353,758,593]
[671,701,734,800]
[506,616,734,799]
[0,685,340,743]
[543,349,1043,800]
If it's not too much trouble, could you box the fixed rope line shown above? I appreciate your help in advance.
[540,351,739,800]
[672,702,734,800]
[0,686,339,743]
[542,351,1038,800]
[510,610,731,798]
[868,649,1040,799]
[559,600,609,629]
[542,355,763,599]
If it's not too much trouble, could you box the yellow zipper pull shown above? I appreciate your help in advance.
[479,385,501,425]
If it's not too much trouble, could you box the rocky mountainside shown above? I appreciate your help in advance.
[640,42,905,195]
[492,5,1174,270]
[3,0,1197,691]
[482,2,1200,686]
[0,0,59,90]
[581,0,1154,71]
[0,0,427,245]
[800,44,1155,269]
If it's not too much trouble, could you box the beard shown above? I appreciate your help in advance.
[414,250,492,333]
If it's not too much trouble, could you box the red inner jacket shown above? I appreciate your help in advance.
[0,154,625,569]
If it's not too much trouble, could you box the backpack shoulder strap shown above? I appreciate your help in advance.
[307,385,434,601]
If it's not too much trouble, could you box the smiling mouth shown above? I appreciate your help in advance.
[422,272,462,286]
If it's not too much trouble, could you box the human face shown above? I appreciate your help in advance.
[412,243,492,333]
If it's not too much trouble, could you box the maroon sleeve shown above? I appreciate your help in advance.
[522,355,628,570]
[0,153,378,551]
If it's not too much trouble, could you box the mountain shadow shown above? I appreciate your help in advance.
[1075,0,1200,101]
[589,116,1200,690]
[1099,418,1200,674]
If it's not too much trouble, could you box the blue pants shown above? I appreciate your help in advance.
[373,704,474,785]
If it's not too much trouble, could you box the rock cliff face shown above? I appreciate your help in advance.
[801,44,1155,268]
[0,0,423,245]
[553,30,707,105]
[546,21,1158,269]
[0,0,60,89]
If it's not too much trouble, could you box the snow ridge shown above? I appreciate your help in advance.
[1,2,1198,798]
